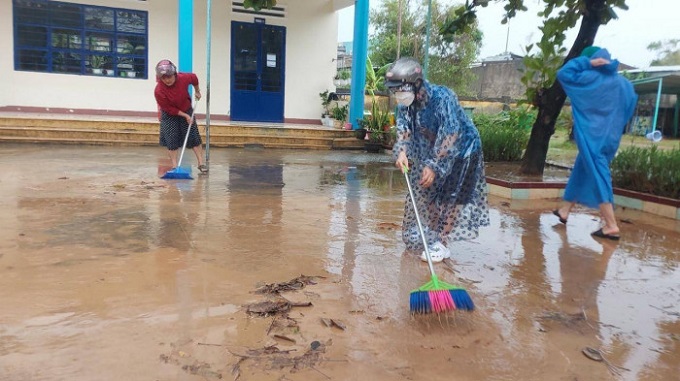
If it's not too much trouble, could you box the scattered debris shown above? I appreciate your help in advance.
[377,222,401,230]
[267,314,300,335]
[160,351,223,379]
[331,319,346,331]
[255,275,321,294]
[650,304,680,317]
[228,341,329,375]
[320,318,346,331]
[182,362,223,379]
[581,347,629,376]
[536,311,593,333]
[273,334,297,344]
[246,298,312,317]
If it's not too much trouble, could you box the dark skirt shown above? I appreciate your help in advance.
[159,109,202,150]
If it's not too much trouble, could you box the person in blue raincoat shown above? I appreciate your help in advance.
[385,57,490,263]
[553,46,637,240]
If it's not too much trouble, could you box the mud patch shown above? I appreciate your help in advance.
[536,310,593,333]
[160,350,223,379]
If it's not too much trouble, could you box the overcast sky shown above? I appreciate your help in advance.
[338,0,680,68]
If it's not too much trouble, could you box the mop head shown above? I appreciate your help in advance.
[409,276,474,314]
[161,166,193,180]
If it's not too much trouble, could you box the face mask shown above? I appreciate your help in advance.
[394,91,415,107]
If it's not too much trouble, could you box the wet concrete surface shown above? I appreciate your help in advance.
[0,143,678,381]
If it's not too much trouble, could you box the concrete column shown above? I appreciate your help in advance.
[178,0,194,73]
[349,0,369,130]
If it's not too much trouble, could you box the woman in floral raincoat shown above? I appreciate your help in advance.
[386,57,490,263]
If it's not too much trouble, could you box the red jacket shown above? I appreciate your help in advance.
[154,72,198,116]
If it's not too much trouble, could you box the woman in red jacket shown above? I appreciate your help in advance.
[154,59,207,173]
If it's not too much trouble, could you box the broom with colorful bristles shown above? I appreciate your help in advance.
[402,165,475,314]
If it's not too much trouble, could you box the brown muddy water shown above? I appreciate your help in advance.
[0,144,678,381]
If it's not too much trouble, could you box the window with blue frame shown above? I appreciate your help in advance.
[13,0,148,79]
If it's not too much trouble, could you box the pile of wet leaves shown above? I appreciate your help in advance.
[160,274,346,380]
[254,274,321,294]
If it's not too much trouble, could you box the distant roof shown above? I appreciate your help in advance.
[623,65,680,74]
[479,52,524,63]
[631,74,680,94]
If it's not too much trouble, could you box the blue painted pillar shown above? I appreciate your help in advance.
[178,0,194,73]
[349,0,369,130]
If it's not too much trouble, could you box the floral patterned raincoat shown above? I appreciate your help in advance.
[393,81,490,250]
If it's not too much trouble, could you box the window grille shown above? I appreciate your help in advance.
[13,0,148,79]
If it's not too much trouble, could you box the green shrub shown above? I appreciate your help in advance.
[611,146,680,199]
[473,107,532,162]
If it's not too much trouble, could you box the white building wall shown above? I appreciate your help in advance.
[1,0,342,122]
[2,0,157,113]
[283,1,338,121]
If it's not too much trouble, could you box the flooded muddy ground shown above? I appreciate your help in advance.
[0,144,678,381]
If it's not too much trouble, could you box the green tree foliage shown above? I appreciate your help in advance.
[369,0,482,95]
[647,39,680,66]
[441,0,630,175]
[242,0,277,11]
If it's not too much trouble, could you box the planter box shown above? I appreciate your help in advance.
[485,176,680,220]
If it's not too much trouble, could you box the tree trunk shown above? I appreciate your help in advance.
[519,0,607,175]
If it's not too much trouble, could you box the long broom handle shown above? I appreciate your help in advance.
[402,166,437,277]
[177,100,198,168]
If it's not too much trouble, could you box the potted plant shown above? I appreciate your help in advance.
[362,99,391,153]
[333,69,351,88]
[89,55,107,75]
[319,90,333,127]
[330,103,348,129]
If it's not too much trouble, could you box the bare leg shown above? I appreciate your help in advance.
[191,145,205,167]
[598,203,619,236]
[167,149,179,168]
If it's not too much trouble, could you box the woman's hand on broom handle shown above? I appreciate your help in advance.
[396,151,409,173]
[419,167,435,188]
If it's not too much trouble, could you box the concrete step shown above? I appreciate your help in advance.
[0,126,366,150]
[0,116,353,138]
[0,113,365,150]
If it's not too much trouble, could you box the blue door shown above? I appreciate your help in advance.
[231,21,286,122]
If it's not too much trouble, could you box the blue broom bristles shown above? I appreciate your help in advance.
[161,166,193,180]
[450,289,475,311]
[410,290,432,314]
[409,289,475,314]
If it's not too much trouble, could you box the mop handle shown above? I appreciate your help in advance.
[402,165,437,277]
[177,100,198,168]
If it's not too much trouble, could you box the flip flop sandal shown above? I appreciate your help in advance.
[552,209,567,224]
[591,228,620,241]
[198,164,209,174]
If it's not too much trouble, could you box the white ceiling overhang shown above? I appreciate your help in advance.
[332,0,355,11]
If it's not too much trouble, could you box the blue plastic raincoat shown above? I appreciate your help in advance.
[393,81,490,250]
[557,49,638,209]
